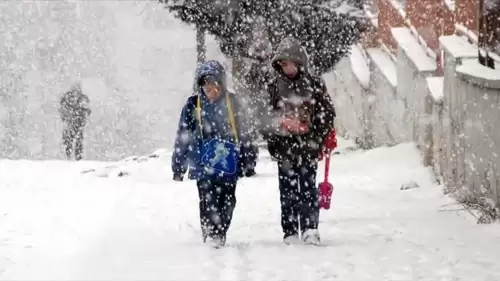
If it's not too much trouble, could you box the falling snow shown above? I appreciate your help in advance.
[1,0,500,280]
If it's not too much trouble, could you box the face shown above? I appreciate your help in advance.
[202,82,222,101]
[279,60,298,78]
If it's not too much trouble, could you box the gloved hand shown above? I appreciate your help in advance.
[173,174,183,182]
[281,117,309,134]
[244,169,256,177]
[318,149,331,161]
[323,129,337,151]
[319,129,337,161]
[238,168,256,178]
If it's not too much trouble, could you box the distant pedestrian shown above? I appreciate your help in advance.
[59,82,91,160]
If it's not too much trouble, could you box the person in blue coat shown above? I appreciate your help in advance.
[171,60,256,248]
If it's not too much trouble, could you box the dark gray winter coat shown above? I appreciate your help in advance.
[59,84,91,128]
[260,37,336,163]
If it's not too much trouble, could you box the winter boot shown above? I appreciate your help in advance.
[283,233,301,245]
[206,235,226,249]
[302,229,321,246]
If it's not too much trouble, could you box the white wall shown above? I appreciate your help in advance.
[330,29,500,220]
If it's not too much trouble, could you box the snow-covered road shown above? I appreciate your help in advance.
[1,140,500,280]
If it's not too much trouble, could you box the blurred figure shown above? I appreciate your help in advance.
[59,82,91,160]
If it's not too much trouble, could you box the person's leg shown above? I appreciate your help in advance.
[297,162,320,244]
[250,143,259,173]
[278,161,300,242]
[216,181,237,245]
[62,126,74,160]
[196,179,218,242]
[74,127,84,161]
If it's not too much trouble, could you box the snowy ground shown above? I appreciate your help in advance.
[1,139,500,280]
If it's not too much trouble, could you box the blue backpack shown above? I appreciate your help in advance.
[195,94,240,182]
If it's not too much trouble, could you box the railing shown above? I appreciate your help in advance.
[477,0,499,69]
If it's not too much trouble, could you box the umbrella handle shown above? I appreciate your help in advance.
[324,153,330,182]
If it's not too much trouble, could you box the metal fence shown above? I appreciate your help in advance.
[478,0,499,69]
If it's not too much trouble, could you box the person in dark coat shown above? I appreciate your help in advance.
[59,82,91,161]
[171,60,256,248]
[259,37,336,246]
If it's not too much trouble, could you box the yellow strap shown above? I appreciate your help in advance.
[196,95,203,133]
[196,94,238,142]
[226,93,239,142]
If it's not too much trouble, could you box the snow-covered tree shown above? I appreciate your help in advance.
[161,0,369,75]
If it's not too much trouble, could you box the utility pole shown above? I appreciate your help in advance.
[196,26,206,65]
[193,25,206,91]
[228,0,244,94]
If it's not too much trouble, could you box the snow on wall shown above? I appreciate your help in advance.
[349,45,371,88]
[453,58,500,212]
[393,27,438,155]
[366,48,397,88]
[439,35,478,59]
[366,48,408,146]
[330,32,500,218]
[391,27,437,73]
[325,57,365,142]
[426,77,444,103]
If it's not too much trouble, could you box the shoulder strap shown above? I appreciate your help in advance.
[195,94,239,142]
[196,95,203,133]
[225,94,239,142]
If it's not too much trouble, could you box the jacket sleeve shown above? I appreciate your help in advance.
[311,78,336,144]
[171,99,196,177]
[82,96,91,116]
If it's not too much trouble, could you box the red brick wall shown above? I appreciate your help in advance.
[406,0,456,52]
[455,0,479,32]
[376,0,405,51]
[365,0,480,55]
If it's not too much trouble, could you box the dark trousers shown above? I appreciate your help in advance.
[278,161,319,238]
[197,179,237,242]
[251,143,259,169]
[63,125,83,160]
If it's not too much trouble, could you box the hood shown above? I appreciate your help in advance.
[271,37,309,74]
[195,60,227,89]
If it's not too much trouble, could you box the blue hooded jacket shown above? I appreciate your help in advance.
[171,60,256,181]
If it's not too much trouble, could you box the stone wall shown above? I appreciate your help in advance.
[328,27,500,220]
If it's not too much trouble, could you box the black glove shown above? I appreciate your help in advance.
[244,169,256,177]
[238,168,256,178]
[173,174,183,182]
